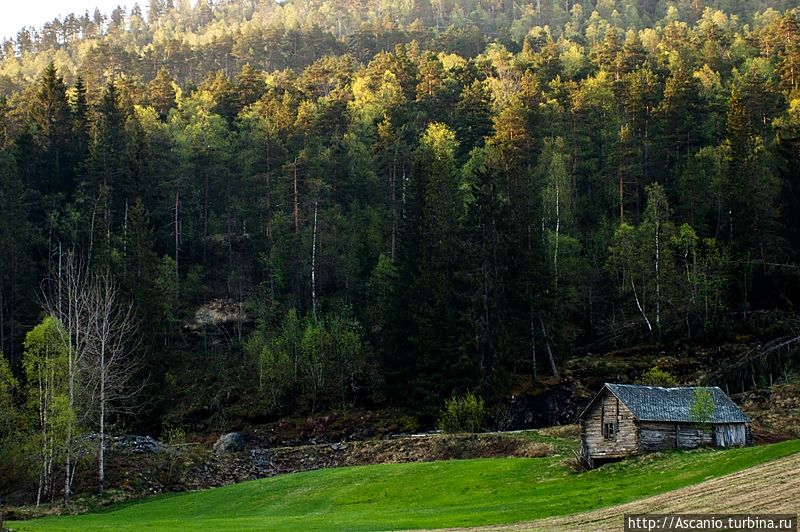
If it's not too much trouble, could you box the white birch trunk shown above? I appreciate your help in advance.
[654,210,661,330]
[311,200,318,322]
[554,174,560,290]
[631,277,653,332]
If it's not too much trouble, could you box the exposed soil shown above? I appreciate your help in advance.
[737,383,800,439]
[236,408,420,447]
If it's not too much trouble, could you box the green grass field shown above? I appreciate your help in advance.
[10,438,800,531]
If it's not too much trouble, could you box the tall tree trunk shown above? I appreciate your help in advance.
[539,316,559,379]
[390,150,397,261]
[99,360,105,494]
[123,200,129,265]
[36,374,46,507]
[174,186,180,298]
[203,167,209,263]
[0,288,4,360]
[311,200,318,321]
[631,277,653,332]
[530,304,537,382]
[654,207,661,330]
[554,173,560,291]
[265,141,273,242]
[293,158,300,235]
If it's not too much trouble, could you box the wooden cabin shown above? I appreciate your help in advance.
[578,383,750,464]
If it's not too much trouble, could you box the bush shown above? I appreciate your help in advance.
[636,366,678,387]
[490,404,514,431]
[438,392,486,433]
[690,387,715,424]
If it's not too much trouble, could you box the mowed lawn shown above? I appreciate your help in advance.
[11,439,800,531]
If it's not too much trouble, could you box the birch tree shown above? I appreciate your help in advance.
[42,250,142,497]
[85,272,141,493]
[22,316,71,506]
[539,137,573,292]
[607,183,676,333]
[639,182,674,331]
[608,222,653,332]
[42,249,92,505]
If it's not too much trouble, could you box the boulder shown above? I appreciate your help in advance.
[214,432,245,453]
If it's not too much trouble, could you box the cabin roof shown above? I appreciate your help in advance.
[579,383,750,424]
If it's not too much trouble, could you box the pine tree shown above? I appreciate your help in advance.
[147,0,164,27]
[85,81,130,266]
[31,63,73,194]
[777,13,800,94]
[725,87,780,259]
[235,64,266,110]
[148,68,177,121]
[462,159,512,395]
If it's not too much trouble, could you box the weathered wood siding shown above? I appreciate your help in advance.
[581,390,639,459]
[677,424,713,448]
[639,422,714,451]
[639,422,677,451]
[714,423,747,447]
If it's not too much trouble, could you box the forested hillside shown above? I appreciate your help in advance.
[2,0,800,502]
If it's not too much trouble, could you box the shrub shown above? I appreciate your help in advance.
[637,366,678,387]
[438,392,486,433]
[490,404,514,431]
[690,387,715,424]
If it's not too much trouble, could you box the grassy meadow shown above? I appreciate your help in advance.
[10,437,800,531]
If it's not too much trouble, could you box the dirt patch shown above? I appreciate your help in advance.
[237,409,420,447]
[536,424,580,440]
[337,434,553,464]
[738,384,800,438]
[185,433,554,490]
[444,451,800,531]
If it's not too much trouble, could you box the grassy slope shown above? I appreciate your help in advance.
[11,438,800,531]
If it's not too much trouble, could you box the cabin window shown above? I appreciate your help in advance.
[603,422,617,440]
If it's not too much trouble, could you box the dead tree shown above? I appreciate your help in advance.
[43,250,143,498]
[85,272,141,494]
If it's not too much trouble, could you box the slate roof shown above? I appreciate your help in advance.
[580,383,750,424]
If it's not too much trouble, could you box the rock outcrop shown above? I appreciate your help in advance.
[213,432,246,454]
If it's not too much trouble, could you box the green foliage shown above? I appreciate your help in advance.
[636,367,678,387]
[0,0,799,455]
[0,354,18,432]
[608,184,730,333]
[22,317,71,424]
[0,353,34,495]
[438,392,486,433]
[162,425,186,447]
[21,316,74,501]
[690,387,716,424]
[244,331,293,410]
[244,307,369,412]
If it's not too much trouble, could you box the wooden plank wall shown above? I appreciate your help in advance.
[582,391,639,458]
[714,423,747,447]
[639,422,677,451]
[641,422,744,450]
[677,424,713,448]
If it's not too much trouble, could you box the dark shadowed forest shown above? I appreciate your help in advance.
[2,0,800,504]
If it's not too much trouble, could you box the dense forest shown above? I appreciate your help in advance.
[2,0,800,503]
